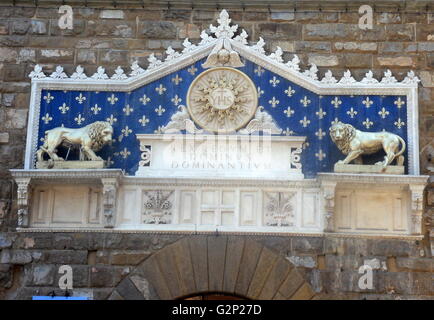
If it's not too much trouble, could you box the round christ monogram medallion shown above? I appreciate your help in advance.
[186,67,258,133]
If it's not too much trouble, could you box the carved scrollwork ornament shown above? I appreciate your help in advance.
[187,67,258,133]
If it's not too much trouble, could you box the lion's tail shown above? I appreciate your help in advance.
[396,135,406,158]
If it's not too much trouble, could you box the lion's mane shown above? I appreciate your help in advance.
[329,122,356,155]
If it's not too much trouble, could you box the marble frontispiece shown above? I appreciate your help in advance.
[11,10,427,237]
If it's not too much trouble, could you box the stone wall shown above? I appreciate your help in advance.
[0,3,433,299]
[0,233,432,300]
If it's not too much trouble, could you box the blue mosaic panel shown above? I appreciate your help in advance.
[37,58,408,178]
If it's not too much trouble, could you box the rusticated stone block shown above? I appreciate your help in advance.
[0,249,32,264]
[163,10,191,21]
[0,21,9,34]
[30,20,47,35]
[115,277,145,300]
[396,258,433,272]
[303,24,357,41]
[257,257,291,300]
[270,11,295,22]
[38,49,74,63]
[170,239,196,296]
[308,54,339,67]
[287,255,317,268]
[99,49,129,65]
[2,64,26,82]
[295,41,331,53]
[290,282,315,300]
[188,236,209,293]
[235,239,263,296]
[277,268,305,298]
[385,25,414,42]
[90,266,127,287]
[377,12,401,24]
[247,247,278,299]
[377,56,416,68]
[0,264,12,288]
[44,250,88,264]
[88,21,134,38]
[244,11,269,21]
[99,10,125,19]
[139,255,172,299]
[207,236,228,293]
[223,237,245,294]
[292,237,324,254]
[139,21,177,39]
[154,246,182,298]
[257,23,301,40]
[325,254,362,271]
[0,48,18,63]
[417,24,434,41]
[11,19,30,35]
[111,250,150,265]
[28,264,56,286]
[367,239,413,257]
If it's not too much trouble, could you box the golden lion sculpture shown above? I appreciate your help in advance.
[36,121,113,162]
[329,121,405,167]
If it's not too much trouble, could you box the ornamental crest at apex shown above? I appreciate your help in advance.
[187,67,257,133]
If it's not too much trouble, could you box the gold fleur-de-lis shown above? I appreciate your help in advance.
[188,65,198,76]
[106,114,118,125]
[119,147,131,159]
[154,126,164,134]
[269,76,280,87]
[284,106,295,118]
[42,113,52,124]
[43,92,54,104]
[331,117,340,126]
[299,116,310,127]
[300,96,311,107]
[254,66,265,76]
[138,115,150,127]
[140,94,151,105]
[75,93,86,104]
[107,93,118,105]
[74,113,85,125]
[121,125,132,137]
[394,97,405,109]
[362,97,373,108]
[331,97,342,108]
[269,97,280,108]
[346,107,358,118]
[378,107,390,119]
[331,97,342,109]
[316,108,326,119]
[394,118,405,129]
[172,74,182,85]
[155,105,165,115]
[58,103,69,114]
[315,149,326,161]
[315,128,326,140]
[257,86,264,98]
[123,104,134,115]
[363,118,373,129]
[171,95,182,106]
[91,104,101,115]
[282,128,294,136]
[155,84,167,95]
[284,86,295,97]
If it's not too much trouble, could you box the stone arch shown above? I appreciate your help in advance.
[109,235,317,300]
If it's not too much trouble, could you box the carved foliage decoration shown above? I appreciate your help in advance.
[143,190,174,224]
[264,191,295,227]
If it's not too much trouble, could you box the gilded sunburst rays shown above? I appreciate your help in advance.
[188,68,257,133]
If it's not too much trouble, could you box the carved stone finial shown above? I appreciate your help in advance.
[210,9,238,39]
